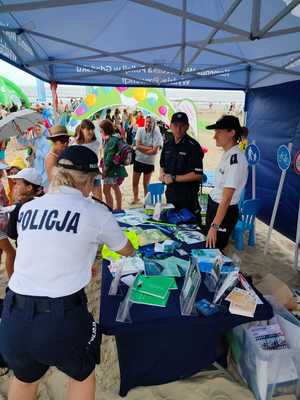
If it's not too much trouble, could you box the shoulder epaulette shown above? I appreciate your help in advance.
[230,154,238,165]
[91,197,113,212]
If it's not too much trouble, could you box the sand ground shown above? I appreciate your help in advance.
[0,110,299,399]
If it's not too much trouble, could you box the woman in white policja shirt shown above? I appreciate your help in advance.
[205,115,248,250]
[0,145,134,400]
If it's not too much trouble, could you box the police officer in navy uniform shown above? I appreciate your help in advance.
[0,146,134,400]
[205,115,248,250]
[159,112,204,220]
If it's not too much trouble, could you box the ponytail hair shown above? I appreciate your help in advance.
[234,126,248,143]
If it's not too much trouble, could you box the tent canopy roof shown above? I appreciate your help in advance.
[1,0,300,90]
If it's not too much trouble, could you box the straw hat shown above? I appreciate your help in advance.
[48,125,69,140]
[8,156,27,171]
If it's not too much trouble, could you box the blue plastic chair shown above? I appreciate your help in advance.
[202,170,216,188]
[233,199,261,251]
[147,183,165,204]
[238,188,245,212]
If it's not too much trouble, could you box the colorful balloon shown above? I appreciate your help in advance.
[85,93,96,107]
[147,97,156,106]
[75,104,87,116]
[133,88,147,102]
[116,86,128,92]
[158,105,167,116]
[201,146,208,154]
[103,87,113,93]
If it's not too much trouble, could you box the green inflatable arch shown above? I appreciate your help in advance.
[67,86,175,132]
[0,75,30,108]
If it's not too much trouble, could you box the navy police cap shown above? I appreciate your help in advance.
[58,145,99,173]
[170,112,189,125]
[206,115,243,133]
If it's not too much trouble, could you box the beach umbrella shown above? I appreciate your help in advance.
[0,109,43,139]
[0,76,30,108]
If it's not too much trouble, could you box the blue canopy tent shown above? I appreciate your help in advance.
[0,0,300,241]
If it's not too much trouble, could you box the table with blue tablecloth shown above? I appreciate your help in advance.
[99,219,273,396]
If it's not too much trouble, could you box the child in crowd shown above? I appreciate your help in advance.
[100,119,127,211]
[0,163,16,278]
[7,168,43,250]
[6,156,27,205]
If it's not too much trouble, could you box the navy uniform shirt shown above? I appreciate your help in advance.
[160,134,204,210]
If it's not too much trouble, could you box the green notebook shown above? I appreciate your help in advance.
[133,274,176,299]
[130,288,170,307]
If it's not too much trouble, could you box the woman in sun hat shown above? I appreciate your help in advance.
[45,124,70,186]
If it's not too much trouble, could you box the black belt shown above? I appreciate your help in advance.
[12,290,84,313]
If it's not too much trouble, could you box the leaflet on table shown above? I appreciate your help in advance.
[191,248,222,259]
[121,275,136,287]
[191,249,234,268]
[116,212,149,226]
[108,256,145,277]
[145,203,175,210]
[238,273,263,305]
[157,257,190,276]
[175,229,205,244]
[154,239,181,253]
[131,227,170,246]
[144,259,180,277]
[226,288,257,317]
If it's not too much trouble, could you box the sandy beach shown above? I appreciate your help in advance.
[0,110,299,400]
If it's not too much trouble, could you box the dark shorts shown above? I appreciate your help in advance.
[133,160,154,174]
[0,289,101,383]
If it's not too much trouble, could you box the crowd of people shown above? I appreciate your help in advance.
[0,99,249,400]
[0,105,250,271]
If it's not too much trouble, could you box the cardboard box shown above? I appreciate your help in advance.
[257,274,297,310]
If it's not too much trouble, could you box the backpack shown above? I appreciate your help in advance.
[112,138,134,166]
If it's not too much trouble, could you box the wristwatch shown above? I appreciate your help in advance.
[211,222,220,230]
[171,174,177,183]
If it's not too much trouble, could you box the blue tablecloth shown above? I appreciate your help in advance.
[100,223,273,396]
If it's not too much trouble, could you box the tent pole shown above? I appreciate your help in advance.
[264,142,293,256]
[50,81,58,122]
[294,200,300,272]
